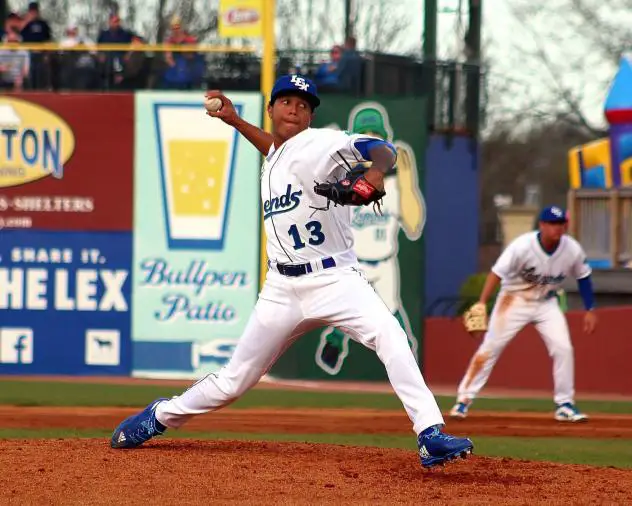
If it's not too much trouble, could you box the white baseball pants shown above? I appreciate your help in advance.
[457,294,576,405]
[156,265,444,435]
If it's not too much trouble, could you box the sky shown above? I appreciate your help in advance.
[431,0,623,130]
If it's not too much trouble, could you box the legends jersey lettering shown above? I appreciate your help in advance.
[263,184,303,220]
[520,267,565,285]
[351,207,391,229]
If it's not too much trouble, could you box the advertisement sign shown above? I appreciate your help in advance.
[270,96,428,381]
[218,0,263,38]
[0,230,132,375]
[132,92,262,378]
[0,94,134,231]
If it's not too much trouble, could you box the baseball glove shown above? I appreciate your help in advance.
[463,302,488,334]
[314,166,386,208]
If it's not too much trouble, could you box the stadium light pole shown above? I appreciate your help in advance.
[465,0,482,137]
[344,0,354,40]
[261,0,276,134]
[260,0,276,289]
[423,0,437,131]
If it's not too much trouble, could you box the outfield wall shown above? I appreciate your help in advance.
[424,306,632,396]
[0,92,436,381]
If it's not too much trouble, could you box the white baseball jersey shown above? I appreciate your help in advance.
[262,128,382,264]
[351,175,400,261]
[155,128,446,439]
[492,231,591,301]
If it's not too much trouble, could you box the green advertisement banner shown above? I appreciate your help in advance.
[132,91,262,378]
[270,96,428,381]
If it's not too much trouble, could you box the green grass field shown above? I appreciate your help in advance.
[1,379,631,413]
[1,379,630,469]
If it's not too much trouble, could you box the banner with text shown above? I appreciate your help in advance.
[132,92,262,378]
[0,94,134,232]
[0,231,132,375]
[218,0,264,38]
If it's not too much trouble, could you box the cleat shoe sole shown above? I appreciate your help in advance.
[421,445,473,468]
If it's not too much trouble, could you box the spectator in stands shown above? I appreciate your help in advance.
[314,45,342,92]
[20,2,51,42]
[4,12,24,36]
[0,30,30,91]
[97,13,133,89]
[59,24,98,90]
[161,16,205,90]
[119,34,150,89]
[336,36,363,95]
[19,2,52,89]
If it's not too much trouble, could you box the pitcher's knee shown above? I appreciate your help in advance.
[551,343,574,360]
[374,325,413,357]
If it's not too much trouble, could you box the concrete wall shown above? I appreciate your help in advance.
[424,306,632,396]
[425,135,480,315]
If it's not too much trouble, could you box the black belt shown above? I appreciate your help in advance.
[275,257,336,277]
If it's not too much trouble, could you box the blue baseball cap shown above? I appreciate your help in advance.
[539,205,568,223]
[270,74,320,110]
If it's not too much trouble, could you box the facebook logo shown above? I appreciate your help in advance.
[0,328,34,364]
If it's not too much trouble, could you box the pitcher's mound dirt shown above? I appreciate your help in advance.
[1,406,631,439]
[0,439,631,505]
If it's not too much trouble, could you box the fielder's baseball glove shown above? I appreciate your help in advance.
[463,302,488,334]
[314,166,386,208]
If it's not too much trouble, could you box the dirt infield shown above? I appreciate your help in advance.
[0,406,631,439]
[1,406,632,504]
[1,439,631,505]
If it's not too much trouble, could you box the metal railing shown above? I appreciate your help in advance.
[0,42,258,92]
[0,43,485,136]
[567,188,632,267]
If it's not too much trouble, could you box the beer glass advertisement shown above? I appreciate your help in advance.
[132,92,262,378]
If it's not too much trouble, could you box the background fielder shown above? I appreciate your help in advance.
[316,104,425,375]
[453,206,597,422]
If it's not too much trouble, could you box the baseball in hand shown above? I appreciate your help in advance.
[205,97,223,113]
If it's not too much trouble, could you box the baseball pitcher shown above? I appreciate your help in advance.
[110,75,473,468]
[453,206,597,422]
[317,104,425,375]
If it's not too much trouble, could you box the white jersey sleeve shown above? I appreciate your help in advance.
[313,129,395,182]
[491,238,521,280]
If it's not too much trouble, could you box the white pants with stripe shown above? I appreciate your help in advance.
[457,293,576,405]
[156,265,444,435]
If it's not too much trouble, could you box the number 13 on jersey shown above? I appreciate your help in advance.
[288,221,325,250]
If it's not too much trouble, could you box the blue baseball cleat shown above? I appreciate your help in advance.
[449,400,471,419]
[110,398,168,449]
[555,402,589,422]
[417,424,474,468]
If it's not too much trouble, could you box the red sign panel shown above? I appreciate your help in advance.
[0,94,134,231]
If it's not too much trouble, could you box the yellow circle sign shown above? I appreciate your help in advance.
[0,97,75,188]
